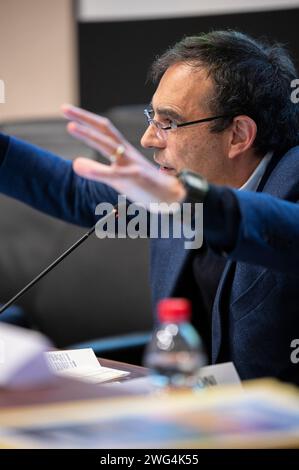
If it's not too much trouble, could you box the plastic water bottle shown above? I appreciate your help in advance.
[143,298,207,389]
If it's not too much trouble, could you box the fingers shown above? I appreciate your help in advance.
[73,158,114,180]
[73,157,140,185]
[67,122,130,164]
[74,157,139,177]
[64,104,133,165]
[63,104,154,169]
[62,104,123,142]
[73,157,185,206]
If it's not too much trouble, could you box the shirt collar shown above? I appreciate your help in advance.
[239,151,273,192]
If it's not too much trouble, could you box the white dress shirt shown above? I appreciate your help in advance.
[240,151,273,192]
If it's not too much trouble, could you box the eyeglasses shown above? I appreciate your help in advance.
[144,106,232,141]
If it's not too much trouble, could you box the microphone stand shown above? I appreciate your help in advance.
[0,205,118,315]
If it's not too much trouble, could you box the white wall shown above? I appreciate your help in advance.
[78,0,299,21]
[0,0,78,122]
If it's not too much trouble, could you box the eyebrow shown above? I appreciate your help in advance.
[150,102,184,122]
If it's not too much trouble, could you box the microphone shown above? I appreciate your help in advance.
[0,205,119,315]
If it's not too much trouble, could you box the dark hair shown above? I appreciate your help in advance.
[150,30,299,155]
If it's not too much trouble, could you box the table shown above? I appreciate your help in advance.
[0,358,148,409]
[1,365,299,449]
[99,357,148,382]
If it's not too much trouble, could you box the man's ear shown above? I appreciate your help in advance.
[227,115,257,159]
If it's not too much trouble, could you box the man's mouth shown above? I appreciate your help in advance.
[154,159,176,175]
[159,165,177,175]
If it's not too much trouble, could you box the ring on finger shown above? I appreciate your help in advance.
[109,144,125,162]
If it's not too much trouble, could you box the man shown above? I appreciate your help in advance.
[1,30,299,383]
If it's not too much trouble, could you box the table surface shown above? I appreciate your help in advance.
[99,357,148,381]
[0,358,148,409]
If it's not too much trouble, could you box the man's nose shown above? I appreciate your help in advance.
[140,125,166,149]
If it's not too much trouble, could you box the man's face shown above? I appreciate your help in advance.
[141,62,231,185]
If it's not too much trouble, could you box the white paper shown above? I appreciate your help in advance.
[104,362,242,394]
[198,362,242,388]
[45,348,129,384]
[0,323,54,388]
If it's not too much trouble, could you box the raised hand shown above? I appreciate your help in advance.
[62,105,185,208]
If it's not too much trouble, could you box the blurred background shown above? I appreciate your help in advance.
[0,0,299,362]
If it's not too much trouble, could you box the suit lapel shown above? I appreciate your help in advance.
[211,259,234,362]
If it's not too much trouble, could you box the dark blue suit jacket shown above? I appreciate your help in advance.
[1,136,299,384]
[150,146,299,385]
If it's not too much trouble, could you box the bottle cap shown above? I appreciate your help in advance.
[157,298,191,323]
